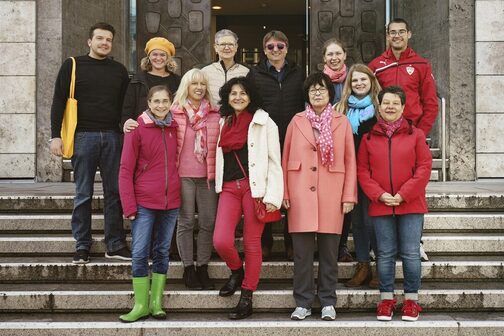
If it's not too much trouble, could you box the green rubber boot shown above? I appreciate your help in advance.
[150,273,167,319]
[119,276,150,322]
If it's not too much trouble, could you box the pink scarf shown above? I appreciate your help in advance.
[378,116,404,138]
[305,103,334,166]
[185,99,210,163]
[323,64,347,83]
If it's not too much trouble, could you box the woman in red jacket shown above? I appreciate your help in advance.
[118,85,181,322]
[357,86,431,322]
[171,69,221,290]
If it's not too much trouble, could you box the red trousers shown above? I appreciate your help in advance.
[213,178,266,291]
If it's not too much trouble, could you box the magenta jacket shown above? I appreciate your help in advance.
[119,111,181,218]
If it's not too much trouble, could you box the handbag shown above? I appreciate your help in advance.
[232,151,281,223]
[61,57,78,159]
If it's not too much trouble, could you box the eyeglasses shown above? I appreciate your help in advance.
[309,87,328,95]
[266,42,286,51]
[388,29,408,37]
[216,43,236,48]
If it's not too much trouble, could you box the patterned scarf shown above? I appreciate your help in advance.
[218,111,253,153]
[184,99,210,163]
[378,116,404,138]
[346,95,375,135]
[323,64,347,84]
[305,103,334,166]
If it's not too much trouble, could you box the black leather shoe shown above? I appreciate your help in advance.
[219,267,244,297]
[183,265,203,289]
[196,264,215,290]
[229,288,253,320]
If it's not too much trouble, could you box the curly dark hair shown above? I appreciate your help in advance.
[303,72,335,105]
[218,76,262,119]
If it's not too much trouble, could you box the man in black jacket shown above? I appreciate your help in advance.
[50,22,130,264]
[247,30,305,260]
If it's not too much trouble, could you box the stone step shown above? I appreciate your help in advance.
[1,182,503,212]
[0,258,502,283]
[1,212,502,233]
[1,312,504,336]
[1,282,503,312]
[0,233,502,256]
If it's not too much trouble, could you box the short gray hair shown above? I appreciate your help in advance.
[214,29,238,44]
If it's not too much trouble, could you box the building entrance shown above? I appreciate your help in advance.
[135,0,385,76]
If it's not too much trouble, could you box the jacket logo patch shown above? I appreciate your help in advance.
[406,66,415,75]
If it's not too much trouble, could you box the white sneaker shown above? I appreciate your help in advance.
[420,241,429,261]
[291,307,312,320]
[321,305,336,320]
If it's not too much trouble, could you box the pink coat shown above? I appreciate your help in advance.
[171,102,221,181]
[282,111,357,234]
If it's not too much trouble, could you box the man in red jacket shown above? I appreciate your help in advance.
[368,18,438,136]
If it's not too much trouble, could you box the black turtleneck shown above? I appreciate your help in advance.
[50,55,129,138]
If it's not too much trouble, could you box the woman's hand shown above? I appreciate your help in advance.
[123,118,139,133]
[282,199,290,209]
[123,214,136,220]
[342,202,354,214]
[264,202,278,212]
[379,192,401,207]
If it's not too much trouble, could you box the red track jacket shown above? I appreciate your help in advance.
[368,47,438,135]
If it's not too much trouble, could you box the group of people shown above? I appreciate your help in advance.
[49,18,436,323]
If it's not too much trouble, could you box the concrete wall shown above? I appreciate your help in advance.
[62,0,128,65]
[475,0,504,178]
[0,1,37,178]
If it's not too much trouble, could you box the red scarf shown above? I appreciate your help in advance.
[323,64,347,84]
[218,111,253,153]
[378,116,404,138]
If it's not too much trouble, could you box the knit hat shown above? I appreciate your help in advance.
[144,37,175,56]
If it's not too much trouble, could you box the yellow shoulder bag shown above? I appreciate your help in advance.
[61,57,78,159]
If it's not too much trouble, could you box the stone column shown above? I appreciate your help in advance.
[0,1,37,179]
[36,0,64,182]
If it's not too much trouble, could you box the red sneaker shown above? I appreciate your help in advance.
[401,300,423,321]
[376,299,397,321]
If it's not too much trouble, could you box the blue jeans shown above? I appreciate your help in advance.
[71,131,125,252]
[352,185,377,262]
[131,205,179,277]
[373,214,423,294]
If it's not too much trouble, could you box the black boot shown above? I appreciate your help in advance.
[183,265,203,289]
[219,267,244,297]
[196,264,215,290]
[229,288,253,320]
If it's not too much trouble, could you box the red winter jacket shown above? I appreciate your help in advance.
[171,102,221,181]
[368,48,438,135]
[119,112,181,218]
[357,119,432,216]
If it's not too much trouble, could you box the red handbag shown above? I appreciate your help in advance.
[233,151,281,223]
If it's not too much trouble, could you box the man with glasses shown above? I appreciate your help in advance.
[202,29,249,106]
[369,18,438,136]
[247,30,305,261]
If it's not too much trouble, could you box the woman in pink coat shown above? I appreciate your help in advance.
[283,72,357,321]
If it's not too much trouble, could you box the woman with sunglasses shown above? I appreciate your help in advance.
[247,30,304,261]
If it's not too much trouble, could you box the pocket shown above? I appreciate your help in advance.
[287,161,301,171]
[328,165,345,173]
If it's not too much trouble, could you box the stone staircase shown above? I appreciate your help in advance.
[0,181,503,335]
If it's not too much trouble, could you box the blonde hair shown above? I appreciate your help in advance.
[172,68,214,107]
[140,55,177,73]
[335,63,381,114]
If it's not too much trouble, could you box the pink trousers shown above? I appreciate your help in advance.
[213,178,266,291]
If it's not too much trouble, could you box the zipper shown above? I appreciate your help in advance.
[387,136,395,216]
[162,127,169,209]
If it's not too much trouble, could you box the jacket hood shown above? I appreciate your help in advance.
[137,111,178,128]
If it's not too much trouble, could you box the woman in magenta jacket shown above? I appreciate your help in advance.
[357,86,431,322]
[171,69,221,290]
[118,85,180,322]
